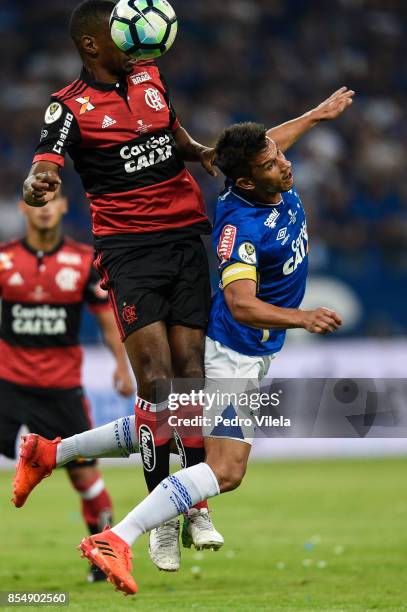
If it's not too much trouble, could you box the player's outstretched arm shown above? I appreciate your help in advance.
[267,86,355,153]
[174,125,218,177]
[224,279,342,334]
[95,309,135,397]
[23,162,61,207]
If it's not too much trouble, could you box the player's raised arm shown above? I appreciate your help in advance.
[23,163,61,207]
[173,125,218,177]
[267,86,355,152]
[224,278,342,335]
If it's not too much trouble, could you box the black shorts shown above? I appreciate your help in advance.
[0,379,95,468]
[94,236,211,341]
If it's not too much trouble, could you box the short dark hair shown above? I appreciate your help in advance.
[70,0,116,45]
[214,122,268,181]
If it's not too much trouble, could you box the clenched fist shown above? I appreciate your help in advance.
[301,307,342,334]
[23,171,61,207]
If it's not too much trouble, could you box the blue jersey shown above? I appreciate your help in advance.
[207,185,309,356]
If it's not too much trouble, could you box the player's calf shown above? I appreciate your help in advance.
[68,465,113,534]
[205,437,251,493]
[68,464,114,583]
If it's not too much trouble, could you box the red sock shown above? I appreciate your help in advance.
[72,472,113,534]
[192,500,208,511]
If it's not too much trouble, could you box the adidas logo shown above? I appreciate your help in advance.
[8,272,24,286]
[102,115,117,129]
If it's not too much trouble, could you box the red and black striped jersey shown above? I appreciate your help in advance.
[0,238,109,389]
[33,62,209,239]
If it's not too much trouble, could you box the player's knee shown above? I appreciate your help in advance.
[139,374,172,403]
[178,363,204,380]
[173,344,204,380]
[136,351,172,401]
[225,462,246,491]
[213,459,247,493]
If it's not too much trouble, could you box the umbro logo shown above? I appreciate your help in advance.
[277,227,290,245]
[8,272,24,286]
[102,115,117,129]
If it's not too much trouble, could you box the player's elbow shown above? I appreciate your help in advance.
[227,297,253,325]
[227,297,248,323]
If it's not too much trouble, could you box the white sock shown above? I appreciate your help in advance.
[111,462,220,546]
[56,415,138,466]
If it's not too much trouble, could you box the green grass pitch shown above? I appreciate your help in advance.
[1,458,407,611]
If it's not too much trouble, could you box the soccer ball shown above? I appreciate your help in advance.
[110,0,178,60]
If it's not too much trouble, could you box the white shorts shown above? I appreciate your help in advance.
[203,337,275,444]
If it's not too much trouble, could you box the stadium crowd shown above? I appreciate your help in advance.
[0,0,406,334]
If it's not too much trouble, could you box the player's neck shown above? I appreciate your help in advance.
[25,227,62,253]
[83,62,122,84]
[250,188,282,206]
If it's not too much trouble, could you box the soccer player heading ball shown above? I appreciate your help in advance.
[20,0,224,570]
[15,57,354,593]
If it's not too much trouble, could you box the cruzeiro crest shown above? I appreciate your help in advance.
[288,208,297,225]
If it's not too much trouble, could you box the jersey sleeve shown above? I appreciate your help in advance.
[33,98,81,168]
[83,266,110,313]
[0,247,15,295]
[215,218,260,289]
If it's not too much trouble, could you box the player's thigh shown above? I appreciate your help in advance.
[0,380,26,458]
[125,321,172,400]
[203,337,265,444]
[168,325,205,379]
[205,336,265,380]
[167,238,211,333]
[94,244,175,343]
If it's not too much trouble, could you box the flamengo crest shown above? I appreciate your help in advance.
[55,267,81,291]
[144,88,165,112]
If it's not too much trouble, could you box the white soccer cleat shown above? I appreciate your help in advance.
[182,508,224,551]
[148,519,180,572]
